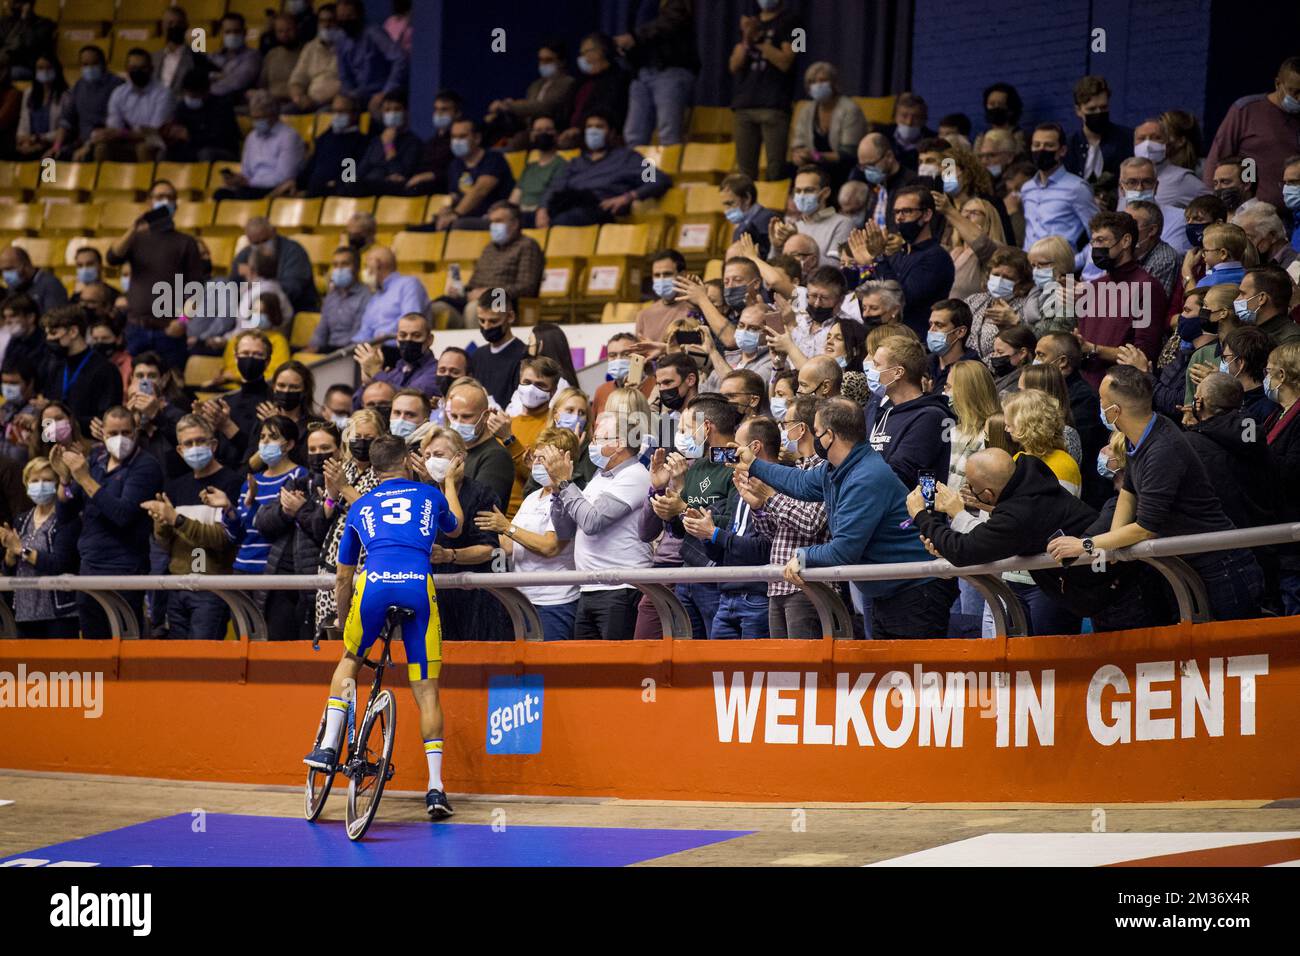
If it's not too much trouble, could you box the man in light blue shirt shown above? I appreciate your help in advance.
[209,12,263,102]
[1121,122,1210,254]
[352,247,429,343]
[213,92,305,200]
[1020,122,1098,252]
[95,48,174,162]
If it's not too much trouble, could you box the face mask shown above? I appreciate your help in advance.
[606,358,630,382]
[81,64,103,82]
[1220,358,1235,377]
[987,275,1015,299]
[181,94,206,110]
[1,382,22,402]
[531,131,556,151]
[917,163,940,178]
[985,106,1010,127]
[489,221,510,245]
[382,111,405,129]
[989,354,1014,377]
[807,304,835,325]
[330,114,353,134]
[866,366,889,398]
[659,387,687,411]
[1026,267,1055,290]
[258,441,283,465]
[331,414,350,432]
[481,323,507,345]
[1100,403,1118,432]
[538,62,558,79]
[769,397,788,422]
[317,26,341,44]
[27,480,56,505]
[1282,93,1300,115]
[331,267,353,289]
[583,126,607,151]
[452,421,479,443]
[182,445,213,471]
[450,137,470,159]
[42,419,72,444]
[1031,149,1058,172]
[675,426,704,459]
[35,69,55,84]
[779,425,800,455]
[2,269,21,287]
[224,32,245,50]
[811,428,832,460]
[425,456,452,482]
[588,442,611,469]
[349,437,372,461]
[1176,313,1204,343]
[1083,111,1110,134]
[93,342,116,358]
[895,123,920,142]
[724,285,749,311]
[1124,189,1155,203]
[652,277,676,300]
[152,199,176,217]
[518,383,551,410]
[432,112,453,130]
[577,55,595,75]
[76,266,99,285]
[435,374,456,396]
[1091,245,1118,271]
[926,330,951,354]
[941,171,960,194]
[128,69,151,88]
[556,411,585,433]
[986,163,1003,178]
[389,417,417,439]
[1215,187,1241,210]
[273,390,303,411]
[834,355,849,369]
[735,328,762,353]
[250,311,272,331]
[861,164,886,186]
[793,193,820,215]
[397,340,425,365]
[724,205,747,225]
[897,219,924,244]
[809,81,832,102]
[1265,373,1282,403]
[1096,449,1115,479]
[1278,183,1300,211]
[1134,139,1166,164]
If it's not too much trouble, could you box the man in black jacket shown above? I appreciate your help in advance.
[909,448,1146,633]
[1064,75,1133,183]
[866,333,949,490]
[1037,331,1108,505]
[39,306,123,433]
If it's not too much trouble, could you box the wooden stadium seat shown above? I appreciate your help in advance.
[112,22,160,44]
[184,355,226,389]
[418,272,446,306]
[289,233,344,272]
[679,143,736,184]
[687,106,734,142]
[375,196,429,230]
[42,202,101,235]
[109,37,163,72]
[0,203,42,234]
[95,161,155,199]
[703,258,723,282]
[504,151,526,180]
[319,196,375,229]
[600,302,642,324]
[209,199,271,234]
[521,227,548,249]
[536,225,600,318]
[226,0,271,17]
[281,114,316,144]
[756,179,790,211]
[545,225,600,259]
[684,185,725,215]
[10,238,67,269]
[173,200,215,232]
[655,187,687,218]
[33,0,58,18]
[582,224,654,302]
[392,230,445,269]
[62,0,116,19]
[673,215,724,265]
[853,95,897,126]
[62,236,115,266]
[269,198,322,232]
[290,312,321,349]
[0,163,39,199]
[442,229,491,265]
[37,161,97,198]
[202,235,236,271]
[183,0,230,22]
[97,201,146,234]
[634,144,683,175]
[58,36,109,69]
[154,162,213,200]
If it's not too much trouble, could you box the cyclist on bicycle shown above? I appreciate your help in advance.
[304,434,464,818]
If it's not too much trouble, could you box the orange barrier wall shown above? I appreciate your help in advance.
[2,617,1299,803]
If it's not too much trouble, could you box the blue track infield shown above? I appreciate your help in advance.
[1,813,753,867]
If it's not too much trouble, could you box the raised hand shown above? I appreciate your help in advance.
[280,487,307,516]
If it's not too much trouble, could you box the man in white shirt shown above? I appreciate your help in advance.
[541,411,652,640]
[772,165,853,266]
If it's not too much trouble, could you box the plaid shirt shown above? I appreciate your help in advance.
[469,234,544,298]
[750,455,830,596]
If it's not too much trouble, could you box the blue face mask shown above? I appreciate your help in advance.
[809,81,832,102]
[538,62,558,79]
[652,277,675,300]
[793,193,820,215]
[182,95,203,110]
[331,114,352,134]
[1233,296,1259,324]
[81,64,104,82]
[674,426,704,459]
[926,330,951,354]
[489,222,510,244]
[724,206,746,225]
[583,126,606,151]
[1220,358,1232,376]
[531,462,552,486]
[259,442,283,465]
[735,328,762,353]
[453,421,479,443]
[183,445,213,471]
[2,269,21,287]
[224,32,245,50]
[332,267,353,288]
[866,365,889,398]
[450,138,470,158]
[1032,266,1055,288]
[1264,373,1281,403]
[1282,93,1300,115]
[1284,184,1300,211]
[1124,189,1156,203]
[941,172,960,194]
[770,397,788,422]
[987,275,1016,299]
[27,480,57,505]
[556,411,585,433]
[1100,404,1118,432]
[432,112,453,130]
[835,355,849,369]
[780,425,800,455]
[389,418,417,439]
[861,165,886,185]
[382,111,405,129]
[606,358,630,382]
[253,119,273,135]
[588,441,611,469]
[76,266,98,285]
[577,55,595,75]
[1096,449,1115,479]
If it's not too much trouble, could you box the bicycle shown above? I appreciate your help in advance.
[305,605,414,841]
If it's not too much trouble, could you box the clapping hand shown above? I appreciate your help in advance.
[140,491,178,527]
[280,487,307,517]
[486,409,513,441]
[681,506,716,541]
[537,444,573,484]
[322,458,345,499]
[0,523,22,557]
[353,342,384,379]
[649,491,685,521]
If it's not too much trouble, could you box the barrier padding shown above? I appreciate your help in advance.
[1,617,1298,803]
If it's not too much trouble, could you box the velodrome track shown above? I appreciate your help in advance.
[2,771,1299,867]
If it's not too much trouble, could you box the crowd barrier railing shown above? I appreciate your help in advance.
[1,523,1296,641]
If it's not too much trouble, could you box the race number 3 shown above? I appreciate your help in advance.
[380,497,412,525]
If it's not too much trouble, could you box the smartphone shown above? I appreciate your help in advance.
[141,204,171,227]
[625,352,646,386]
[710,446,738,465]
[1048,528,1079,565]
[379,343,400,369]
[673,330,703,347]
[918,470,937,510]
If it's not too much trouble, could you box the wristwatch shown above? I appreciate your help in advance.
[555,479,572,494]
[1082,537,1095,555]
[507,524,518,539]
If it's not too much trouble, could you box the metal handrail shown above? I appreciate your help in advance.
[1,522,1296,640]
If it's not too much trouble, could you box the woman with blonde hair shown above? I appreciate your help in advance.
[945,360,1001,491]
[0,456,80,637]
[1023,235,1079,334]
[533,386,595,492]
[1017,362,1082,463]
[1002,389,1081,496]
[938,192,1008,299]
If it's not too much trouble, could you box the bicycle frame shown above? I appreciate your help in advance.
[340,624,395,780]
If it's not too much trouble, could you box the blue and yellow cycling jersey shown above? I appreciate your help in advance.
[339,479,458,681]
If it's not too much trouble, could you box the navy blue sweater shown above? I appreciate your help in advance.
[701,498,771,595]
[873,238,956,338]
[69,447,164,570]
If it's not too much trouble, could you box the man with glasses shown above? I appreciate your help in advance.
[855,186,956,337]
[848,132,917,230]
[1221,326,1280,425]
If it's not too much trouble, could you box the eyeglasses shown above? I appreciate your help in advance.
[893,207,923,220]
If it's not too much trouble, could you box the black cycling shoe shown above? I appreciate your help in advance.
[304,746,338,771]
[426,789,454,818]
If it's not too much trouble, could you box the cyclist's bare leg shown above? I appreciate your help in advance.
[329,652,363,699]
[410,678,443,740]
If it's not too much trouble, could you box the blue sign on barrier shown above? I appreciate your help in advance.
[486,674,543,754]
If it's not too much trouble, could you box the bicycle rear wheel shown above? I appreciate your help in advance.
[304,705,337,822]
[346,689,396,841]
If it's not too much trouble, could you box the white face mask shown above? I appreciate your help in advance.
[105,435,134,460]
[517,382,551,410]
[425,456,452,482]
[531,462,552,487]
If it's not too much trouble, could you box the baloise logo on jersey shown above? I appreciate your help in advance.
[486,674,544,754]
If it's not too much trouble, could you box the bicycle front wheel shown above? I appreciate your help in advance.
[346,689,396,841]
[304,705,337,822]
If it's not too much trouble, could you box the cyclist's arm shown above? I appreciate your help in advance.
[335,562,356,625]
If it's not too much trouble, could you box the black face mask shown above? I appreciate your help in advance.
[531,132,556,151]
[273,389,303,410]
[989,354,1015,378]
[308,452,332,473]
[348,437,372,461]
[1185,222,1207,249]
[1031,149,1058,172]
[371,403,392,422]
[166,24,186,44]
[659,387,686,411]
[812,427,832,460]
[481,324,507,344]
[1091,244,1120,272]
[398,340,425,365]
[48,341,68,359]
[984,106,1010,127]
[1215,187,1242,210]
[807,304,835,324]
[93,342,116,358]
[897,219,924,244]
[435,374,455,396]
[128,69,151,89]
[237,356,267,382]
[1083,111,1110,134]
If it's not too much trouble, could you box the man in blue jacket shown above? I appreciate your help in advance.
[737,397,957,639]
[52,405,164,638]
